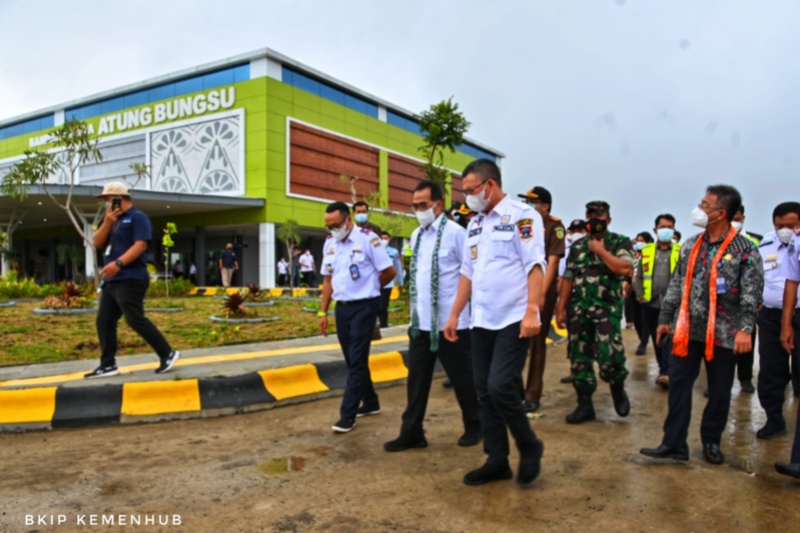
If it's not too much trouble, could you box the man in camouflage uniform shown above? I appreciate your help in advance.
[555,201,635,423]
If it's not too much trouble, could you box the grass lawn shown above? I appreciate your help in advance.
[0,298,408,367]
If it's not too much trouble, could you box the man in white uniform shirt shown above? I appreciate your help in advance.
[444,159,547,487]
[319,202,396,434]
[299,249,316,286]
[756,202,800,441]
[384,181,481,453]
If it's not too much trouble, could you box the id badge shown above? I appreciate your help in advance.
[104,245,111,257]
[716,277,727,295]
[349,264,361,280]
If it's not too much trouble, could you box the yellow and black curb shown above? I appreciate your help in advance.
[0,351,412,433]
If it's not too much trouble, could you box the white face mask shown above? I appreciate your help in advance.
[691,206,709,228]
[777,228,795,245]
[415,207,436,228]
[570,233,585,243]
[466,183,491,213]
[731,221,743,232]
[330,225,349,241]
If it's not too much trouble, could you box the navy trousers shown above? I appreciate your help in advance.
[335,297,381,420]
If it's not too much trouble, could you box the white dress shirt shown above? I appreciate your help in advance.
[410,214,470,331]
[299,252,315,273]
[772,232,800,309]
[460,195,547,330]
[320,227,393,301]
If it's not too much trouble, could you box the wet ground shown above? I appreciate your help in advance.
[1,331,798,532]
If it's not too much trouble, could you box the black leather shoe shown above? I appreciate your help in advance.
[560,375,574,384]
[442,378,453,389]
[457,431,482,447]
[756,422,787,440]
[523,401,540,413]
[639,444,689,461]
[740,380,755,393]
[517,439,544,485]
[463,463,514,486]
[635,344,647,356]
[383,435,428,452]
[775,462,800,479]
[703,443,724,465]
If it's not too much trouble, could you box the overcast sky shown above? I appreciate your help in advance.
[1,0,798,238]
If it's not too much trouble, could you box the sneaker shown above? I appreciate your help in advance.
[84,365,120,379]
[332,417,356,433]
[356,404,381,417]
[155,351,181,374]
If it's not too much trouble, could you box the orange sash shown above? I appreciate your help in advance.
[672,229,738,361]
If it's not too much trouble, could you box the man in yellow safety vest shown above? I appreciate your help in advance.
[635,214,681,389]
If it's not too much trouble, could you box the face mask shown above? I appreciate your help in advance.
[656,228,675,243]
[586,218,608,236]
[633,242,646,251]
[691,206,709,228]
[354,213,368,224]
[415,207,436,228]
[465,183,491,213]
[777,228,795,245]
[731,221,743,232]
[571,233,585,243]
[330,225,349,241]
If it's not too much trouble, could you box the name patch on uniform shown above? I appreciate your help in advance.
[494,224,514,232]
[470,245,478,260]
[517,218,534,241]
[469,227,483,238]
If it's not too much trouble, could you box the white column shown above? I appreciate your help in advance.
[260,222,276,288]
[84,221,95,280]
[1,232,11,277]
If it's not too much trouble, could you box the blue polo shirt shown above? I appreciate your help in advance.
[104,206,152,283]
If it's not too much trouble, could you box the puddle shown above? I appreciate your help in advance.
[258,456,307,475]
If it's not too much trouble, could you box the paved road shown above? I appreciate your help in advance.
[1,331,798,532]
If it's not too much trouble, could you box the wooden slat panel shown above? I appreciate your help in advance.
[387,154,425,213]
[289,123,379,202]
[451,174,464,204]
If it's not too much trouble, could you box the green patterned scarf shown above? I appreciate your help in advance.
[410,214,448,352]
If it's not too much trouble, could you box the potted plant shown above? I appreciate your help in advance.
[209,291,281,324]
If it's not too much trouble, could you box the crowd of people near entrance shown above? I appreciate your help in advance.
[317,158,800,487]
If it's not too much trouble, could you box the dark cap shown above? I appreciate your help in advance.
[585,200,610,215]
[568,219,586,231]
[517,186,552,205]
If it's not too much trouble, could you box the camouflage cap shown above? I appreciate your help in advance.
[585,200,610,215]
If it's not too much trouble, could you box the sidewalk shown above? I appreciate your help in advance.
[0,326,412,432]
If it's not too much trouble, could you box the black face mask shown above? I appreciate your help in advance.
[586,218,608,237]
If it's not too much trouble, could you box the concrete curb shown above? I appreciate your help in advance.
[0,350,417,433]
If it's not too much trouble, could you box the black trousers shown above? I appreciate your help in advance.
[277,274,287,287]
[378,287,392,328]
[736,326,756,382]
[662,341,736,449]
[335,297,381,420]
[625,293,647,344]
[400,329,480,438]
[301,271,315,287]
[757,308,800,427]
[472,322,540,467]
[97,278,173,367]
[524,284,558,402]
[642,304,667,375]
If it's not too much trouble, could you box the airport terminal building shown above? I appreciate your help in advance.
[0,48,504,287]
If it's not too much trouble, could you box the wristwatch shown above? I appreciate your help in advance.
[740,326,753,334]
[115,259,124,268]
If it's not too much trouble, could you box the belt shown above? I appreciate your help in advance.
[336,297,380,306]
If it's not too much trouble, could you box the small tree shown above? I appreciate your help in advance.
[1,119,147,280]
[162,222,177,299]
[417,97,471,187]
[277,219,301,288]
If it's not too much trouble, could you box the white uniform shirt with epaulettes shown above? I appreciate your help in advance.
[410,214,470,331]
[760,231,800,309]
[777,229,800,304]
[460,195,547,330]
[320,227,393,302]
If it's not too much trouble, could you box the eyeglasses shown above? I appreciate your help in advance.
[325,217,348,231]
[463,180,489,197]
[410,201,436,212]
[698,202,722,213]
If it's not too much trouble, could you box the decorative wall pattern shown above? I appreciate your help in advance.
[150,115,242,195]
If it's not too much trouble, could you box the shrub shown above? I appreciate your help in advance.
[223,292,247,317]
[41,282,93,309]
[146,277,193,298]
[0,274,61,299]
